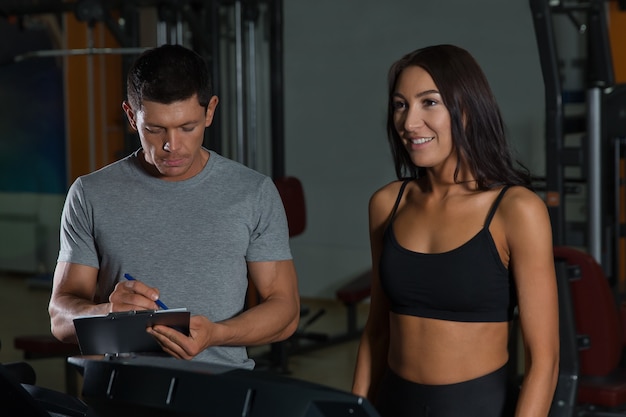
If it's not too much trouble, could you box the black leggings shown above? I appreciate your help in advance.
[375,365,517,417]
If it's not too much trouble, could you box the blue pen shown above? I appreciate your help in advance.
[123,273,169,310]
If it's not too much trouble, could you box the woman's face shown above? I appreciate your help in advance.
[391,66,454,170]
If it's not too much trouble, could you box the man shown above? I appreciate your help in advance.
[48,44,300,369]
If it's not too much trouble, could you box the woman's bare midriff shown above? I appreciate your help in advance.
[387,313,511,385]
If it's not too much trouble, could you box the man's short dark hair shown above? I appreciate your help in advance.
[126,44,212,111]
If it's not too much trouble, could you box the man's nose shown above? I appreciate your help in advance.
[163,131,180,152]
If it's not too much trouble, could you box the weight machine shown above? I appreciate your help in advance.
[530,0,626,283]
[530,1,626,415]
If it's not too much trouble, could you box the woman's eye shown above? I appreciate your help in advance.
[392,101,406,110]
[423,99,437,107]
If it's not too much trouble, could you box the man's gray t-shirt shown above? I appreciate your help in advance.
[57,149,292,369]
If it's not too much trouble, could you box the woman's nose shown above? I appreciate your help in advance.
[404,108,424,131]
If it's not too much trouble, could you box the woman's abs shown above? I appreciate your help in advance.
[387,314,510,385]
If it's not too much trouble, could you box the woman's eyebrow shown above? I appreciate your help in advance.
[393,89,440,99]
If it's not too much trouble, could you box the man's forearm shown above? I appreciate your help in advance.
[215,297,300,347]
[49,295,110,343]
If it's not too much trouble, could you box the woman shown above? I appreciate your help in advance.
[352,44,559,417]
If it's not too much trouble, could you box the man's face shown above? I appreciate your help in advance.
[123,94,219,181]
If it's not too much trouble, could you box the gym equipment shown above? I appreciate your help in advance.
[13,334,81,396]
[0,361,93,417]
[550,253,579,417]
[68,354,381,417]
[529,0,626,286]
[553,246,626,415]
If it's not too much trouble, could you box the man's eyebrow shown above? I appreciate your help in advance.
[144,119,201,128]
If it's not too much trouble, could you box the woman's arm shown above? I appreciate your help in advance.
[352,183,398,401]
[502,187,560,416]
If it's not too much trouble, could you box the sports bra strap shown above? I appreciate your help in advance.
[389,179,412,219]
[484,185,511,227]
[389,181,510,227]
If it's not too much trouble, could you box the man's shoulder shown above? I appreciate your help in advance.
[67,155,136,199]
[79,154,135,183]
[209,151,270,183]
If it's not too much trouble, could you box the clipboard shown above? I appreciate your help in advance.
[73,309,190,355]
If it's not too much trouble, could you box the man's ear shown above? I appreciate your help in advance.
[204,96,219,127]
[122,101,138,131]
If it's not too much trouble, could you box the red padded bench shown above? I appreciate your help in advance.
[554,246,626,410]
[336,270,372,335]
[13,334,80,395]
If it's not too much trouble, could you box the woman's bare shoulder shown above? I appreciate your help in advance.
[370,180,409,207]
[369,180,410,223]
[499,186,547,215]
[498,185,551,234]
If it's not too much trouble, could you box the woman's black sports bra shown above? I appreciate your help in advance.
[379,180,517,322]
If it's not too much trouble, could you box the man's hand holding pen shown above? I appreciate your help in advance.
[107,274,165,312]
[113,272,200,359]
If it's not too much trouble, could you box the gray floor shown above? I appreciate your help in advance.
[0,272,369,396]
